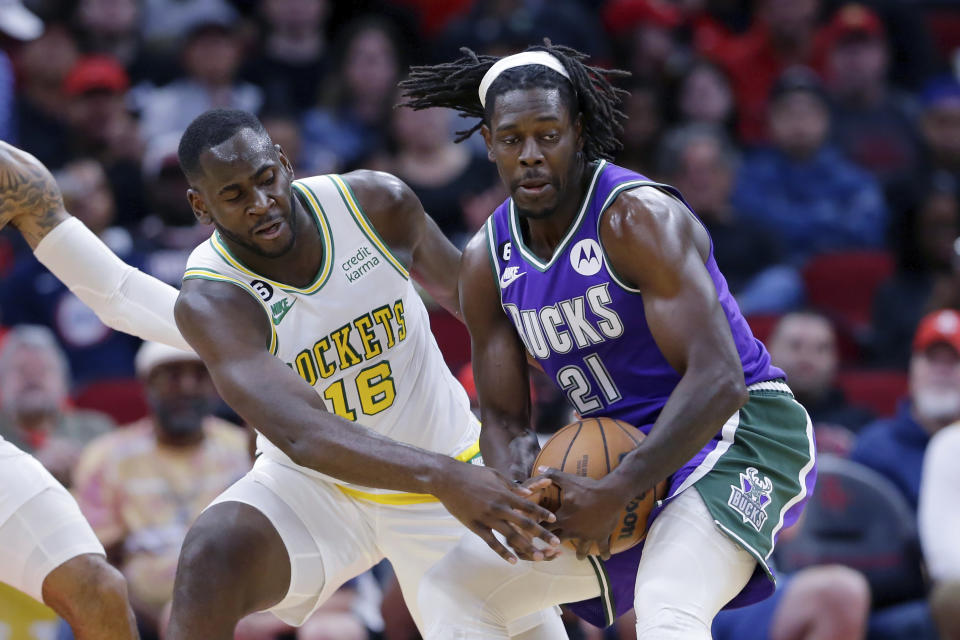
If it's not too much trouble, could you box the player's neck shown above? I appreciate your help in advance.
[522,161,591,257]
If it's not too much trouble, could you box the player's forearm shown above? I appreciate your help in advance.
[221,368,455,494]
[608,366,746,495]
[478,413,539,482]
[34,217,191,351]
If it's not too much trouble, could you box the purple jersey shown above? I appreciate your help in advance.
[486,161,789,626]
[486,161,783,430]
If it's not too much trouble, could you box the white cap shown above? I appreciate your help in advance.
[135,341,201,378]
[0,0,43,41]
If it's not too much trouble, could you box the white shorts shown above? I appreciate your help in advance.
[0,438,105,602]
[206,454,471,628]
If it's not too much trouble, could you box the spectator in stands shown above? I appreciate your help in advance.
[614,81,664,176]
[768,312,875,451]
[732,66,888,265]
[601,0,686,85]
[919,421,960,640]
[918,77,960,185]
[0,0,44,142]
[300,17,401,174]
[373,104,498,247]
[0,158,143,384]
[139,0,237,52]
[824,4,920,190]
[137,133,210,286]
[71,0,174,86]
[872,172,960,368]
[699,0,824,143]
[660,123,801,314]
[72,341,249,638]
[12,24,78,169]
[62,54,147,226]
[0,325,114,486]
[852,309,960,510]
[674,60,736,133]
[137,14,262,145]
[243,0,330,115]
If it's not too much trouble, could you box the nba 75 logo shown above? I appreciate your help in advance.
[728,467,773,531]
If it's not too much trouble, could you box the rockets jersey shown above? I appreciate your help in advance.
[183,174,479,499]
[486,160,783,431]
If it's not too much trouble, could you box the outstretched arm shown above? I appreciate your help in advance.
[0,141,190,350]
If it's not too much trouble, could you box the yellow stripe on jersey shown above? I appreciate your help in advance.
[336,440,482,505]
[328,174,410,279]
[207,182,335,295]
[182,267,279,355]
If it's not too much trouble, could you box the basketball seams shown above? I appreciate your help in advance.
[612,419,641,447]
[596,418,612,474]
[559,422,584,472]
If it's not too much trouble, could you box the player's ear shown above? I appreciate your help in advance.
[275,144,295,179]
[481,124,495,162]
[187,189,212,225]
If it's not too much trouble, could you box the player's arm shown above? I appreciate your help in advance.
[343,170,463,320]
[175,279,558,562]
[601,188,748,491]
[459,230,541,482]
[0,141,190,350]
[542,187,747,558]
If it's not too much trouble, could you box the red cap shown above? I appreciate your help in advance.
[913,309,960,354]
[63,56,129,97]
[824,4,884,48]
[603,0,682,35]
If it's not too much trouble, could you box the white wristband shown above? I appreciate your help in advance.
[33,216,191,351]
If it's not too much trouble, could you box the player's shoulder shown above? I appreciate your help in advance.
[602,184,695,247]
[338,169,417,214]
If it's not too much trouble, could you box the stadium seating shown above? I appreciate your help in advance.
[73,378,149,425]
[802,250,894,334]
[774,455,926,608]
[836,369,909,418]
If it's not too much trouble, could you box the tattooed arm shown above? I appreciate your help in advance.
[0,141,190,350]
[0,141,69,247]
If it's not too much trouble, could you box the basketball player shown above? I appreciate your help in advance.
[0,130,560,638]
[0,142,147,639]
[400,44,817,639]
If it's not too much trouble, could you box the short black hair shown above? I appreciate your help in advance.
[399,42,630,162]
[178,109,268,180]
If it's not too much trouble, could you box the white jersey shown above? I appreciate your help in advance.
[183,174,479,502]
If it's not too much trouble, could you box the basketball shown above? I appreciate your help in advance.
[532,417,667,555]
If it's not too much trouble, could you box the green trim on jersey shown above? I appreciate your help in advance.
[508,160,606,272]
[182,267,279,355]
[207,180,335,295]
[329,174,410,280]
[594,180,665,295]
[484,216,503,289]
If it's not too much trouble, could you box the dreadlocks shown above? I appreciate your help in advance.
[399,42,630,162]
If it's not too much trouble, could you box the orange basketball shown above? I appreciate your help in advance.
[532,417,667,555]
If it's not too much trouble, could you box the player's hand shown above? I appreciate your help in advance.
[537,466,628,561]
[431,462,561,564]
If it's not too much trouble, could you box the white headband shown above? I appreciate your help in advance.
[478,51,571,108]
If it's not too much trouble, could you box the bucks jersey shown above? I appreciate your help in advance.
[183,174,479,500]
[486,160,783,433]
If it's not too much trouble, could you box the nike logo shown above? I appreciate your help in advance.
[271,298,296,325]
[500,266,526,288]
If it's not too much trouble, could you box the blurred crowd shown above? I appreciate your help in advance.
[1,0,960,639]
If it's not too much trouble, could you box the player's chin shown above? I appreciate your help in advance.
[513,194,558,219]
[253,231,296,257]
